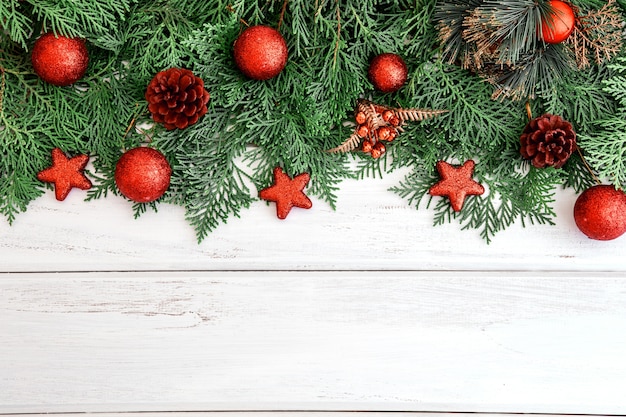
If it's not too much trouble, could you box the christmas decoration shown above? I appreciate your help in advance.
[233,25,288,80]
[328,99,447,158]
[574,185,626,240]
[429,160,485,212]
[541,1,576,44]
[368,53,408,93]
[1,1,626,244]
[37,148,92,201]
[520,114,577,169]
[567,1,623,69]
[145,68,210,130]
[114,147,172,203]
[259,167,312,219]
[434,0,623,100]
[31,32,89,86]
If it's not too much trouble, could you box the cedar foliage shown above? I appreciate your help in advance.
[0,0,625,242]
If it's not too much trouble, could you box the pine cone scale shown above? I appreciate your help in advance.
[146,67,210,130]
[520,113,576,169]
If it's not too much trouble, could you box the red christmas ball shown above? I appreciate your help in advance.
[573,185,626,241]
[541,0,576,44]
[31,32,89,86]
[233,25,288,80]
[114,147,172,203]
[368,53,408,93]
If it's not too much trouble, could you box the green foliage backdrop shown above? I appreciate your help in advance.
[1,0,625,242]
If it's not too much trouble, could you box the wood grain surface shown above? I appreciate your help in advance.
[2,272,626,415]
[1,170,625,272]
[2,172,625,415]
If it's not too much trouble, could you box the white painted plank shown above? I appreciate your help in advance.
[2,272,626,414]
[0,410,609,417]
[1,171,626,272]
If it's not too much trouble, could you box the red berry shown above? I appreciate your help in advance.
[368,53,408,93]
[115,147,172,203]
[541,1,576,44]
[31,33,88,86]
[355,111,367,125]
[356,124,370,138]
[377,126,397,142]
[233,25,288,80]
[574,185,626,240]
[371,142,386,159]
[361,140,374,153]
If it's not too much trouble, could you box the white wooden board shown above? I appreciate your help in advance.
[2,272,626,415]
[1,170,625,272]
[2,170,626,416]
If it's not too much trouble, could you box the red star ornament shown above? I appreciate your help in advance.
[429,160,485,212]
[37,148,92,201]
[259,167,312,219]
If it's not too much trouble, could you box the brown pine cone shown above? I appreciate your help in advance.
[145,68,210,130]
[520,114,576,169]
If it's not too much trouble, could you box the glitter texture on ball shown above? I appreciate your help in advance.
[573,185,626,241]
[233,25,288,80]
[114,147,172,203]
[31,33,89,86]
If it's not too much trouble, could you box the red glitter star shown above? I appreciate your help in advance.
[259,167,312,219]
[429,160,484,212]
[37,148,92,201]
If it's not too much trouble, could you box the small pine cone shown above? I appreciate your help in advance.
[146,68,210,130]
[520,114,576,169]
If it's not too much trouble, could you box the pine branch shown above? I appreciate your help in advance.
[566,0,624,69]
[0,1,32,48]
[578,116,626,188]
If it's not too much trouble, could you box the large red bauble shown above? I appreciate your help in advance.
[573,185,626,241]
[31,32,89,86]
[368,53,408,93]
[541,0,576,44]
[233,25,288,80]
[114,147,172,203]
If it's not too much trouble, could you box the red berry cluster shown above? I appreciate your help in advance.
[354,100,402,159]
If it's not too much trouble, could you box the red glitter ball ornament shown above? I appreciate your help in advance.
[233,25,288,80]
[573,185,626,241]
[114,147,172,203]
[368,53,408,93]
[540,0,576,44]
[31,32,89,86]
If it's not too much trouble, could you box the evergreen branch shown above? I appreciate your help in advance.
[578,116,626,188]
[566,0,624,69]
[0,1,32,48]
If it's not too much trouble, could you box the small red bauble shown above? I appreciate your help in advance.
[573,185,626,241]
[31,32,89,86]
[114,147,172,203]
[368,53,408,93]
[233,25,288,80]
[541,0,576,44]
